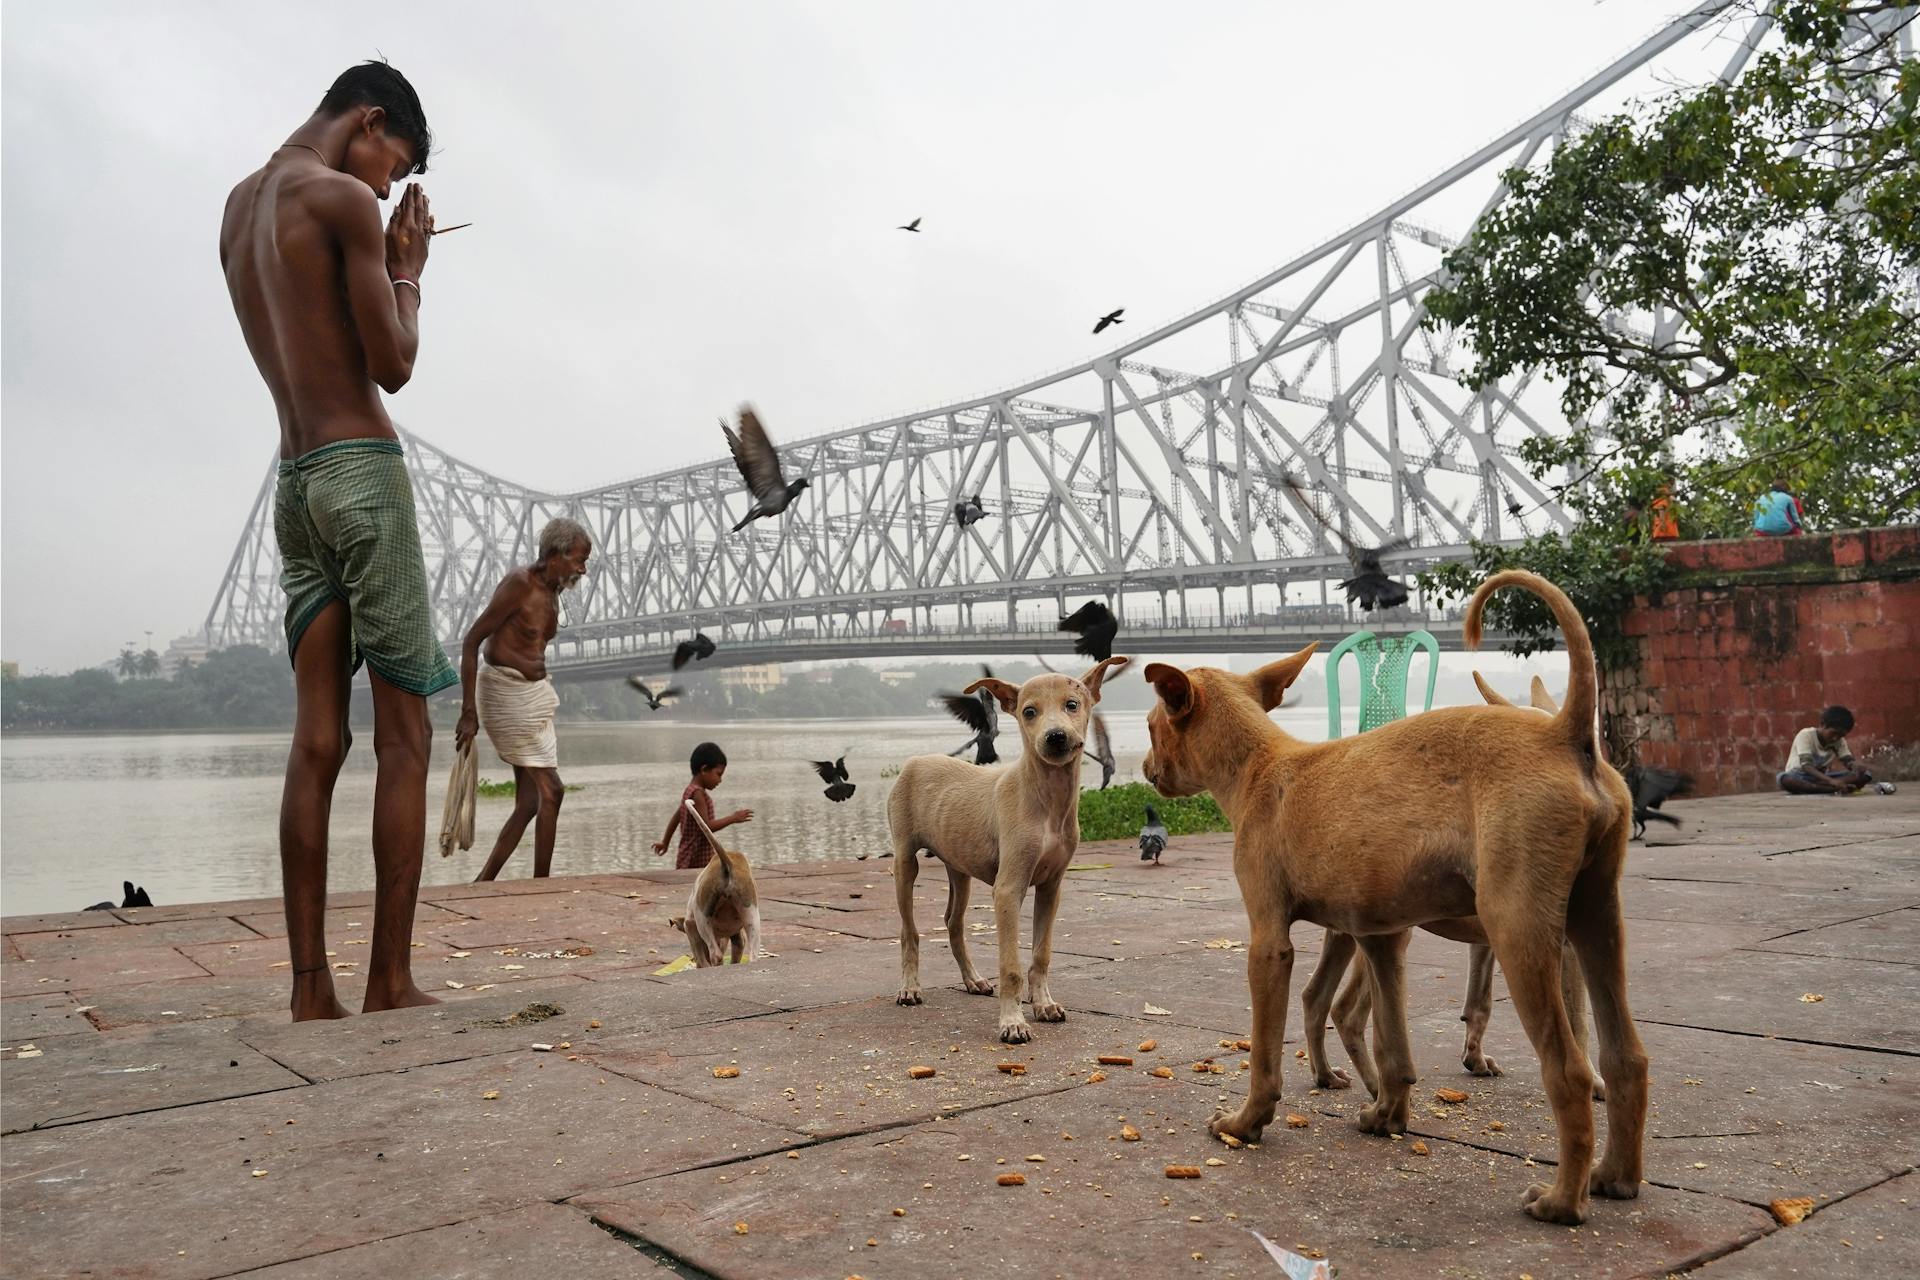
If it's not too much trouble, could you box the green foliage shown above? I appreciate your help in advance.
[476,777,584,798]
[1077,782,1229,843]
[1425,0,1919,533]
[2,645,296,731]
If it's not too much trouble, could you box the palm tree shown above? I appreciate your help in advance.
[137,648,162,679]
[116,646,139,679]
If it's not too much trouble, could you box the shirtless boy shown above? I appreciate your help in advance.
[220,60,453,1020]
[455,519,593,881]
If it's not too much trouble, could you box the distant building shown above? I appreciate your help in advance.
[161,630,211,678]
[876,670,919,688]
[0,660,17,680]
[717,664,784,693]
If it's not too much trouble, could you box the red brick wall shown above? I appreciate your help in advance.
[1613,527,1920,796]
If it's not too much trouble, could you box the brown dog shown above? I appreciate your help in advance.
[1142,571,1646,1225]
[888,657,1129,1042]
[672,799,761,967]
[1300,672,1603,1100]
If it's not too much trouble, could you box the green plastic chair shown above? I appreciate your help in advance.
[1325,629,1439,739]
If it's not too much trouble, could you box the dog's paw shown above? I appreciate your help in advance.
[1208,1105,1269,1144]
[1591,1077,1608,1102]
[962,976,996,996]
[1356,1098,1409,1136]
[998,1019,1034,1044]
[1313,1066,1354,1091]
[1589,1163,1639,1199]
[1463,1052,1503,1077]
[1522,1183,1589,1225]
[1031,999,1066,1022]
[896,987,923,1006]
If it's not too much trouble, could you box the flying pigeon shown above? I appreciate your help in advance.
[897,217,922,232]
[1139,805,1168,864]
[953,493,988,528]
[810,756,856,802]
[1058,600,1119,661]
[627,678,683,711]
[672,632,716,671]
[938,665,1001,765]
[1623,765,1691,840]
[1506,500,1525,518]
[1092,308,1125,335]
[723,406,810,532]
[1281,474,1412,612]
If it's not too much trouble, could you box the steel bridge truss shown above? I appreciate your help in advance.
[207,3,1789,669]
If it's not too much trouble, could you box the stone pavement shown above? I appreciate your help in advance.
[2,790,1914,1278]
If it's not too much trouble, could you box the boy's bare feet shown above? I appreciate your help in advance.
[291,970,353,1021]
[362,979,442,1013]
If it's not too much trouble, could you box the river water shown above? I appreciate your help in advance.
[1,711,1333,918]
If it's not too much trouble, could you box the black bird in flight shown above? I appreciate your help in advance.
[897,217,922,232]
[953,492,988,528]
[1092,307,1125,335]
[672,632,717,671]
[1138,805,1168,864]
[626,678,683,711]
[1058,600,1120,661]
[1506,500,1526,518]
[1281,474,1412,612]
[723,406,810,532]
[938,665,1001,765]
[810,756,857,802]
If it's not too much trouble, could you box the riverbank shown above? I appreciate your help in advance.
[4,788,1915,1277]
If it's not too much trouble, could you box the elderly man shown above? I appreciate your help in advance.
[456,518,592,880]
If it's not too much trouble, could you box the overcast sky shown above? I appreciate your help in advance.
[1,0,1707,672]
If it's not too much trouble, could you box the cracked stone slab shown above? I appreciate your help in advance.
[2,1019,303,1134]
[0,993,103,1039]
[0,1051,798,1280]
[1619,877,1917,932]
[233,901,473,940]
[1,943,210,996]
[237,973,771,1083]
[1691,1170,1918,1277]
[73,971,586,1031]
[1629,949,1920,1053]
[583,991,1234,1139]
[577,1070,1769,1279]
[8,916,264,960]
[236,1202,655,1278]
[1741,907,1920,967]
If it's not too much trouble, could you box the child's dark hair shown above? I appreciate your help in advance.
[1819,705,1855,733]
[690,742,727,775]
[317,60,432,173]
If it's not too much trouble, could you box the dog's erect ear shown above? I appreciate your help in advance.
[1472,671,1514,708]
[1078,655,1130,703]
[1528,675,1560,714]
[963,677,1021,714]
[1144,662,1197,719]
[1249,643,1317,713]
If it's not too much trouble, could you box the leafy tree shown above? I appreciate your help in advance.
[116,646,139,680]
[137,648,162,679]
[1425,0,1918,536]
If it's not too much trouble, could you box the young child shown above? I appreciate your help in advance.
[1752,480,1805,537]
[653,742,753,869]
[1778,706,1876,794]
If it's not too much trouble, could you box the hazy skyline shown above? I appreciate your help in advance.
[2,0,1697,672]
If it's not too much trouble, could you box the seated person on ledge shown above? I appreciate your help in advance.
[1778,705,1873,794]
[1752,480,1805,537]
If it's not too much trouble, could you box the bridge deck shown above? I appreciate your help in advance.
[4,788,1915,1277]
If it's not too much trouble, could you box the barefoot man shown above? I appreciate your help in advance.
[455,519,593,881]
[220,61,453,1019]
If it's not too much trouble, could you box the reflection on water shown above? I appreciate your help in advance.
[0,711,1327,917]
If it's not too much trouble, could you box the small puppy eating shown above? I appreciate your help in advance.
[672,798,761,967]
[887,657,1129,1043]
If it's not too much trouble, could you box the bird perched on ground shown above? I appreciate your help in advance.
[85,881,153,911]
[810,756,856,802]
[1139,806,1168,865]
[953,493,988,528]
[1058,600,1120,661]
[1622,765,1692,840]
[722,406,810,532]
[627,678,683,711]
[672,633,717,671]
[897,216,922,232]
[938,665,1001,765]
[1281,474,1412,611]
[1093,307,1125,335]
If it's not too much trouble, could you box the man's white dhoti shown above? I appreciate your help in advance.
[477,663,561,768]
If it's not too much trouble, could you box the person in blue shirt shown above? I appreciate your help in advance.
[1753,481,1805,536]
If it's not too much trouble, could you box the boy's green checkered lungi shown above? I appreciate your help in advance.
[273,438,458,696]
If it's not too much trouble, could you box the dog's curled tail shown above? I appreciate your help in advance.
[1463,569,1598,758]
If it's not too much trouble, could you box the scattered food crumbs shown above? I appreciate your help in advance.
[713,1066,741,1079]
[1088,1071,1108,1083]
[1434,1087,1470,1104]
[1142,1003,1171,1016]
[1205,1157,1227,1167]
[1150,1067,1174,1079]
[1137,1039,1157,1053]
[1693,1161,1709,1169]
[1800,993,1824,1003]
[444,980,466,990]
[1165,1165,1202,1179]
[1411,1141,1430,1156]
[787,1151,800,1159]
[866,1238,877,1248]
[1098,1055,1134,1066]
[481,1090,501,1101]
[1025,1154,1046,1163]
[1218,1133,1244,1149]
[251,1170,268,1178]
[997,1173,1026,1186]
[997,1062,1027,1075]
[587,1019,602,1029]
[892,1208,906,1217]
[908,1065,936,1079]
[1285,1114,1310,1128]
[1121,1125,1142,1142]
[1771,1197,1815,1225]
[1487,1121,1505,1132]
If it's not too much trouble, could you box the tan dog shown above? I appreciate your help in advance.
[888,657,1129,1043]
[672,798,761,967]
[1141,571,1646,1226]
[1299,672,1603,1101]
